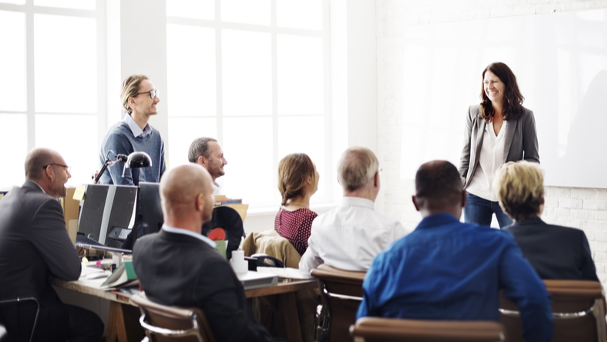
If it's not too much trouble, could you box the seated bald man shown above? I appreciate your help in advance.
[133,164,279,342]
[357,160,553,342]
[0,148,104,342]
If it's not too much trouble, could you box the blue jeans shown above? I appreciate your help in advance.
[464,192,513,229]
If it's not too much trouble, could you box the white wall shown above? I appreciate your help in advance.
[376,0,607,284]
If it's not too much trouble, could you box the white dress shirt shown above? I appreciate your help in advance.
[123,113,152,138]
[299,197,407,278]
[212,182,221,195]
[467,120,507,201]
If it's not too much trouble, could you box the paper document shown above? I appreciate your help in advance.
[257,267,308,279]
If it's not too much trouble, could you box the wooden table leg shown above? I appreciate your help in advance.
[277,292,303,342]
[106,301,127,342]
[106,302,144,342]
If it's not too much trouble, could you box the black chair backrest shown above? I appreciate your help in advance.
[202,206,245,260]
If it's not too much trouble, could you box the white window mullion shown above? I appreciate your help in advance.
[215,0,223,145]
[322,0,332,203]
[96,0,107,147]
[25,0,35,152]
[271,0,278,204]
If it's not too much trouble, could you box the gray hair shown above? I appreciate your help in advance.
[337,147,379,191]
[188,137,218,163]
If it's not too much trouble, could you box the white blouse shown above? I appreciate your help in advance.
[466,120,508,202]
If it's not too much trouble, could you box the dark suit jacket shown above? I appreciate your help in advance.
[0,180,82,341]
[505,217,598,281]
[133,229,275,342]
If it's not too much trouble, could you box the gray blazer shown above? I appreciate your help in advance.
[459,104,539,189]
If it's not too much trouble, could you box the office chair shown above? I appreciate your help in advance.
[349,317,505,342]
[0,297,40,342]
[310,264,366,342]
[131,293,216,342]
[499,280,607,342]
[202,206,245,260]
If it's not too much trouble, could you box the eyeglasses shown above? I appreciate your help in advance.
[43,163,71,173]
[137,89,160,99]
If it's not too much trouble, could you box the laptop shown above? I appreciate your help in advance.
[236,271,278,291]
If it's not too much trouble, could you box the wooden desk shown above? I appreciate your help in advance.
[53,265,317,342]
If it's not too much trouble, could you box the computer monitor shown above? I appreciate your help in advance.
[138,182,164,237]
[76,184,137,252]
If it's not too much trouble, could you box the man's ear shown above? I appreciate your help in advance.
[374,172,379,187]
[412,195,421,212]
[197,155,206,166]
[195,194,204,211]
[44,166,54,182]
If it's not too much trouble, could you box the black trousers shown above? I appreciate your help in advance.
[0,295,103,342]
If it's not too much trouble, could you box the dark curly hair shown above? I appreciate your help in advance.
[479,62,524,122]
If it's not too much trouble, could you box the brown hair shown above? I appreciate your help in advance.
[480,62,524,122]
[495,161,544,222]
[277,153,316,206]
[121,74,148,114]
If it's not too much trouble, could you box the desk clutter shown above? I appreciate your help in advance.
[70,183,249,260]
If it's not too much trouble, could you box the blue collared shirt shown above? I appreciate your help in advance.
[123,114,152,138]
[162,225,216,248]
[358,213,553,342]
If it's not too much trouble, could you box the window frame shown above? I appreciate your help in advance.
[166,0,332,209]
[0,0,107,188]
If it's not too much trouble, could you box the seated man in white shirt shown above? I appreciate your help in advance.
[188,137,228,195]
[299,147,407,277]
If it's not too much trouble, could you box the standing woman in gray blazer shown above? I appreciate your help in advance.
[459,62,539,228]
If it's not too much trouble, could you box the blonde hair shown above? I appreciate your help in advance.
[337,147,379,191]
[277,153,316,206]
[495,161,544,222]
[121,75,148,114]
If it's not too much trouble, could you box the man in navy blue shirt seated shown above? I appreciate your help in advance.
[357,160,553,342]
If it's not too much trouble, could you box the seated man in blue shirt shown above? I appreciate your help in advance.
[357,160,553,342]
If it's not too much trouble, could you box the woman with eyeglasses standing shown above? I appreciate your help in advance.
[98,74,166,186]
[459,62,539,228]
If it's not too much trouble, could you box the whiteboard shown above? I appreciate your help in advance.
[400,9,607,188]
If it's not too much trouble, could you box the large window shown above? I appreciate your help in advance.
[166,0,329,208]
[0,0,105,188]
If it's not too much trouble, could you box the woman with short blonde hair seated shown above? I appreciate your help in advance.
[495,161,598,280]
[274,153,319,255]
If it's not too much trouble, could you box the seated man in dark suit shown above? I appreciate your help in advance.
[496,161,598,281]
[0,148,104,342]
[133,164,279,342]
[357,160,553,342]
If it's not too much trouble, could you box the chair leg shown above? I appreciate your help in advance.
[593,298,607,342]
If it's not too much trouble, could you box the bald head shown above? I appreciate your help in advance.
[160,164,214,231]
[413,160,465,217]
[24,148,71,198]
[25,148,59,180]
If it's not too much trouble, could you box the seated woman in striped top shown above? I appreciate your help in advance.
[274,153,319,255]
